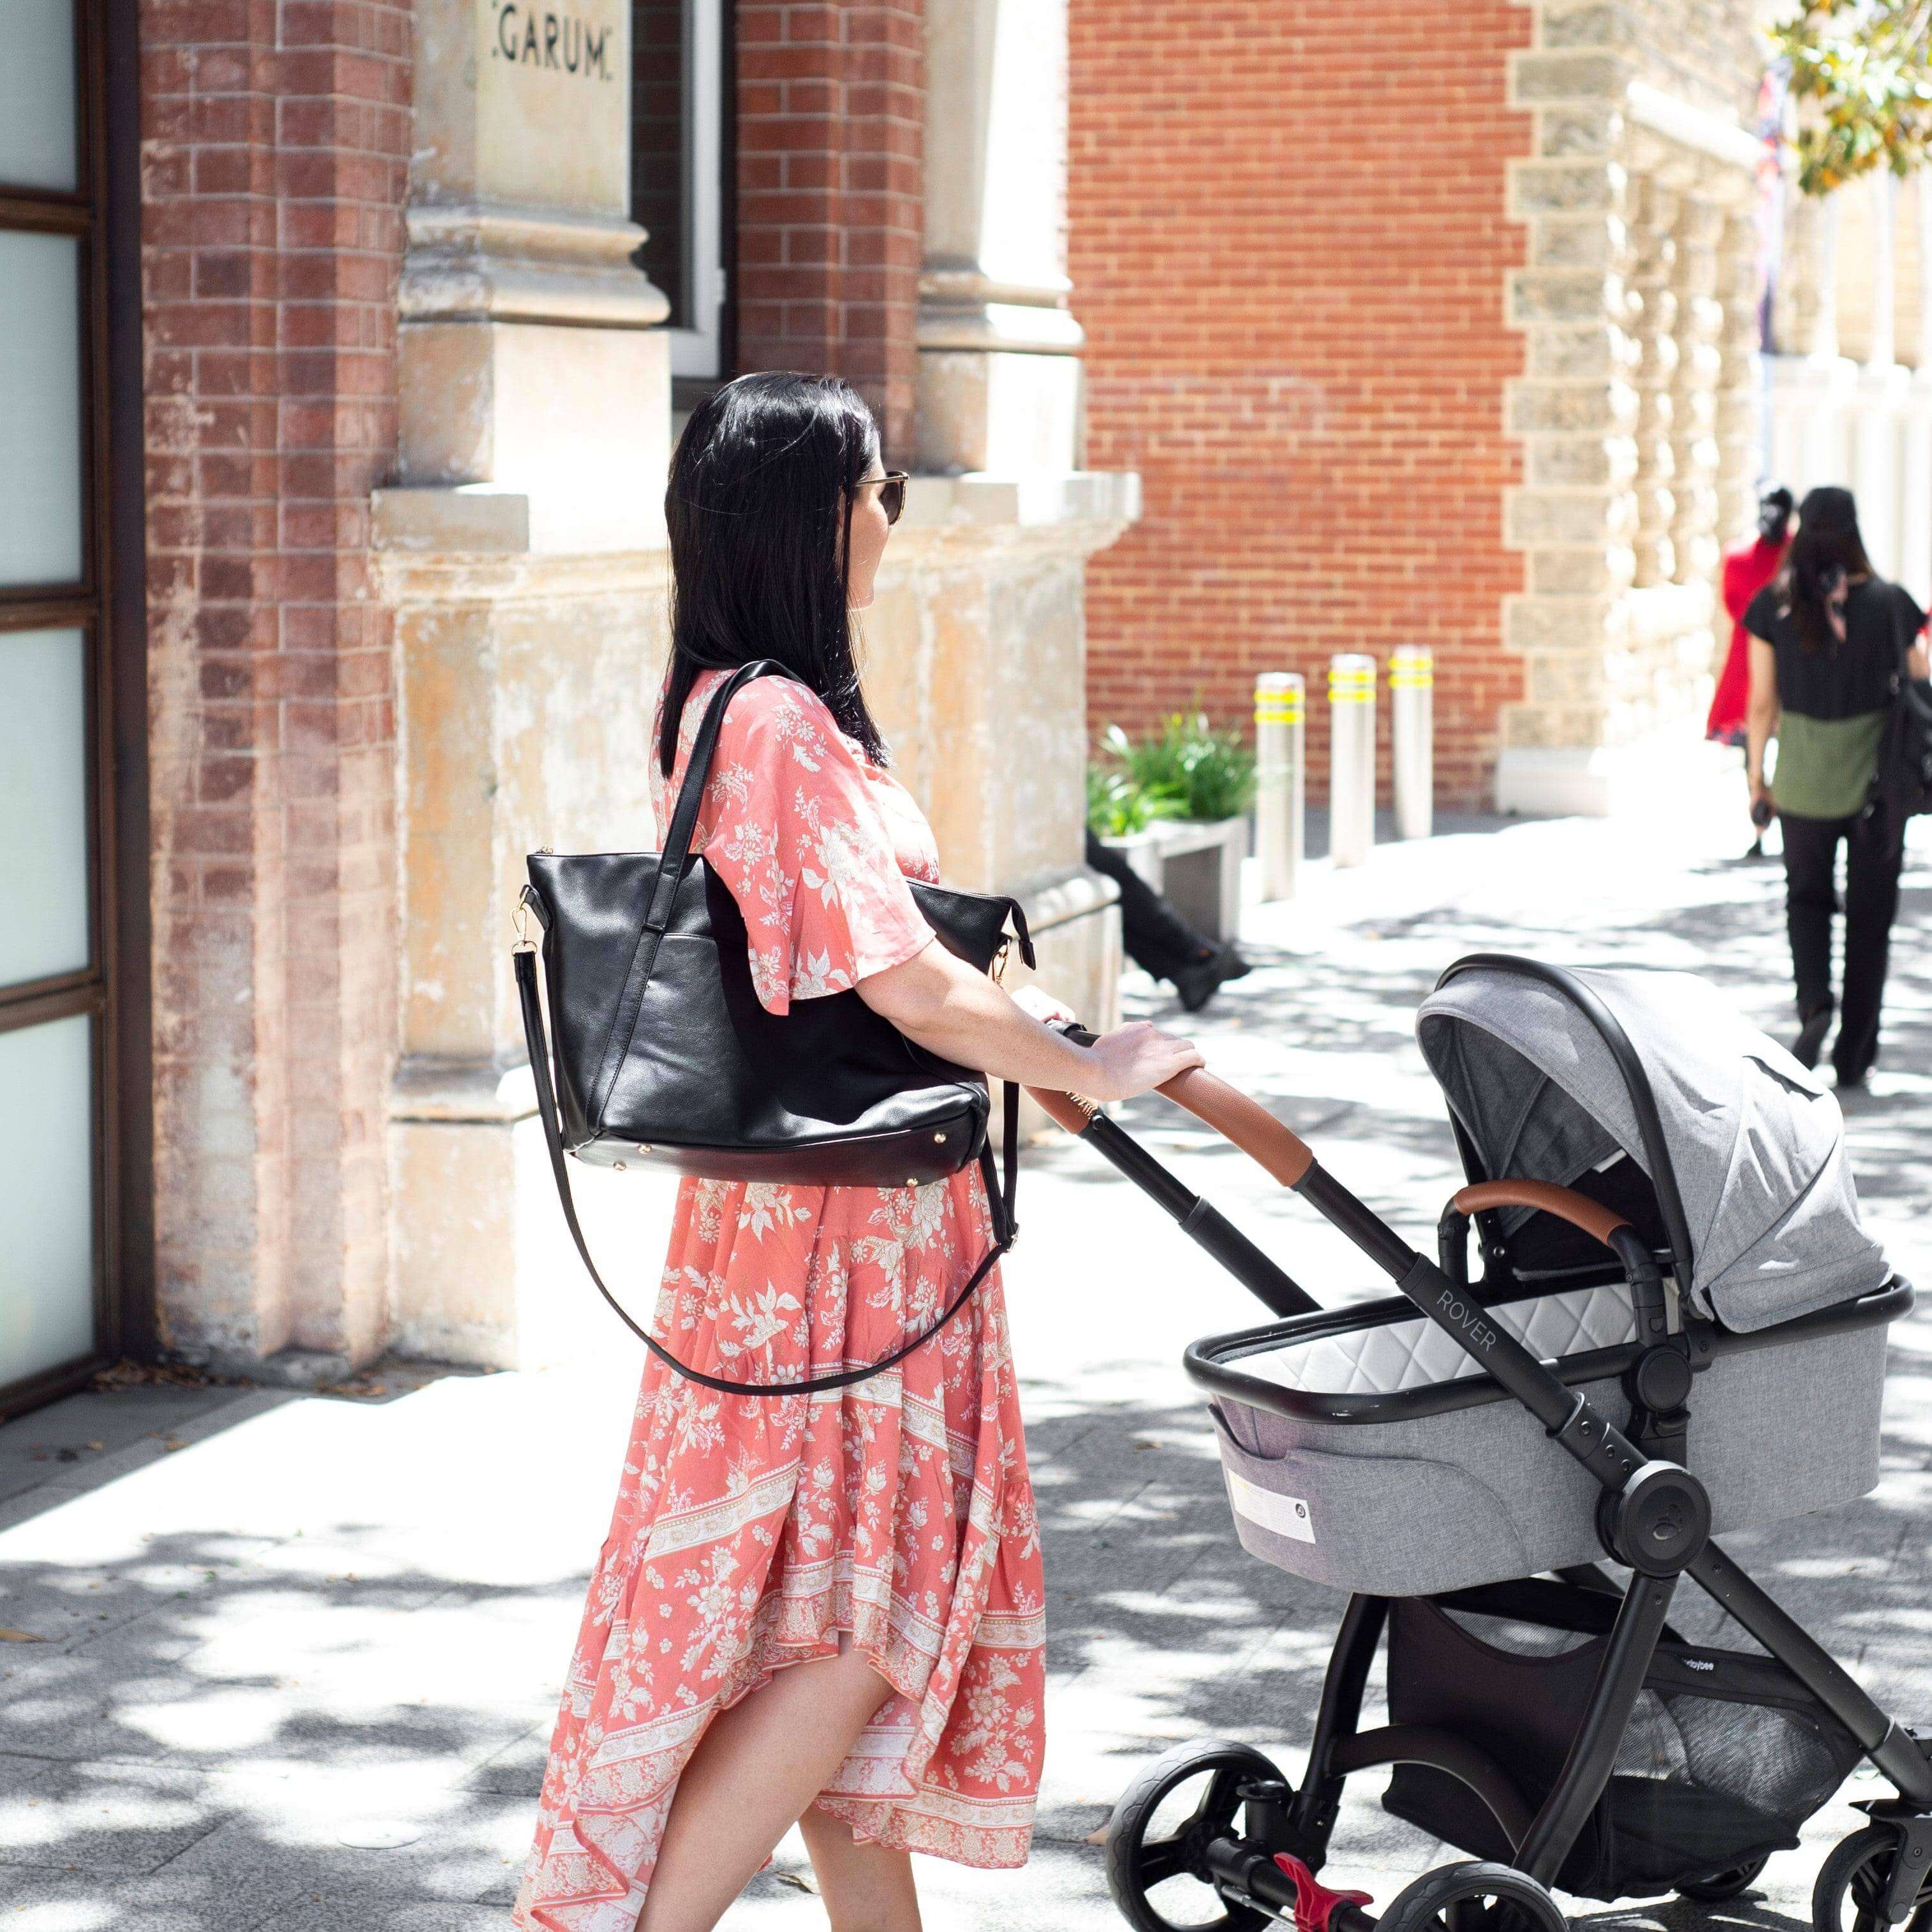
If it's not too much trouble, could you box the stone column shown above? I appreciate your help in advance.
[401,0,668,547]
[917,0,1085,475]
[1776,189,1841,362]
[374,0,1134,1370]
[1713,209,1763,548]
[378,0,673,1369]
[1497,22,1763,815]
[907,0,1128,1089]
[1667,194,1725,591]
[1498,43,1639,813]
[1626,177,1679,589]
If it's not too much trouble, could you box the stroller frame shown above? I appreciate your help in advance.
[1033,955,1932,1932]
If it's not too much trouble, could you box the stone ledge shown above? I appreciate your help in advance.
[401,200,670,329]
[1625,81,1764,181]
[392,1055,538,1125]
[1009,862,1122,932]
[371,470,1144,599]
[372,485,532,554]
[901,470,1142,531]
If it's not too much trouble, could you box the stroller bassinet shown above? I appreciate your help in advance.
[1018,955,1931,1932]
[1189,959,1900,1598]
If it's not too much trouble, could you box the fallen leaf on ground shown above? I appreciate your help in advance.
[774,1873,818,1894]
[0,1629,47,1644]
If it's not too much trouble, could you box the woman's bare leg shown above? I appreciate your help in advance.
[798,1807,923,1931]
[635,1636,911,1932]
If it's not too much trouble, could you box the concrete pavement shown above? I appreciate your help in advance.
[5,767,1932,1930]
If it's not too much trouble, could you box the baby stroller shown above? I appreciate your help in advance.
[1031,955,1930,1932]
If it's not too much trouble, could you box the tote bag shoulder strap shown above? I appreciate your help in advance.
[587,660,791,1126]
[647,658,792,934]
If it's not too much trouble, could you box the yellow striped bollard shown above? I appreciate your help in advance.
[1327,653,1376,868]
[1253,672,1304,901]
[1390,645,1434,841]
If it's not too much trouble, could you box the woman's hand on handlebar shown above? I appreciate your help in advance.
[859,939,1202,1100]
[1084,1021,1204,1102]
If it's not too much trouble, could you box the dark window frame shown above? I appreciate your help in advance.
[0,0,152,1419]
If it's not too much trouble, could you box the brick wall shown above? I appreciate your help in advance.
[734,0,923,458]
[1068,0,1535,806]
[140,0,409,1369]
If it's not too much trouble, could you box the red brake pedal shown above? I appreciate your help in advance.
[1273,1852,1373,1932]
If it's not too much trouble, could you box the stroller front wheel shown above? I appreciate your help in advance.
[1814,1825,1932,1932]
[1103,1737,1287,1932]
[1377,1861,1568,1932]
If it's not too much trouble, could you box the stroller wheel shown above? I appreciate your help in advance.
[1815,1825,1932,1932]
[1378,1861,1568,1932]
[1103,1737,1285,1932]
[1679,1854,1769,1903]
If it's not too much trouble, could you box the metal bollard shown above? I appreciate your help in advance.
[1253,672,1305,901]
[1390,645,1434,841]
[1327,653,1376,868]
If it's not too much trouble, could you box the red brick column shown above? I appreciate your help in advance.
[139,0,409,1371]
[1068,0,1533,807]
[735,0,924,457]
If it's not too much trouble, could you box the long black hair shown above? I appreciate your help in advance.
[657,371,889,777]
[1777,485,1876,654]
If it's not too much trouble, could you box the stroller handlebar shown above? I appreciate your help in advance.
[1450,1179,1633,1253]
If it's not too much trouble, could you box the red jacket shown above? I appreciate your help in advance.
[1706,533,1787,746]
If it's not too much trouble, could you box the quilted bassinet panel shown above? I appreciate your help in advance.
[1210,1292,1887,1597]
[1240,1283,1637,1396]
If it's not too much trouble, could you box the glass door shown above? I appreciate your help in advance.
[0,0,116,1408]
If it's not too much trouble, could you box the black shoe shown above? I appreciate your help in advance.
[1836,1066,1869,1093]
[1792,1001,1834,1070]
[1174,944,1251,1014]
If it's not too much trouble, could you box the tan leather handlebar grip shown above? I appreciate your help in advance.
[1156,1065,1315,1185]
[1022,1065,1315,1188]
[1452,1179,1632,1251]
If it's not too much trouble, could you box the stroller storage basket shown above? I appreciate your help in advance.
[1385,1582,1865,1900]
[1188,1278,1905,1598]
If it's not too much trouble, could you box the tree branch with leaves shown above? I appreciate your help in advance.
[1768,0,1932,195]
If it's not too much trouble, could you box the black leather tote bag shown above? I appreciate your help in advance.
[515,658,1035,1394]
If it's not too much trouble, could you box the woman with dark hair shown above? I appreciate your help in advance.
[1744,485,1928,1086]
[514,372,1202,1932]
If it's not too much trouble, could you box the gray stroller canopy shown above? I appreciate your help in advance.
[1415,962,1889,1334]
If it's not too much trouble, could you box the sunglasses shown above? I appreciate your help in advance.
[852,471,910,526]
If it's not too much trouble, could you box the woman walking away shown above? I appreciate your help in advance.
[1709,482,1793,857]
[1744,485,1928,1088]
[513,371,1203,1932]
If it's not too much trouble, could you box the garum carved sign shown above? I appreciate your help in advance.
[490,1,613,78]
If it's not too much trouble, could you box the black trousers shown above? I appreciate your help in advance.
[1084,830,1216,985]
[1780,806,1905,1081]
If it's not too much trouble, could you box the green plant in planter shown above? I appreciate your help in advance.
[1101,714,1256,823]
[1086,761,1182,837]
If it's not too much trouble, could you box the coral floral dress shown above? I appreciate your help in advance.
[512,668,1046,1931]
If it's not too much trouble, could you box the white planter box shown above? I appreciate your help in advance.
[1098,815,1248,945]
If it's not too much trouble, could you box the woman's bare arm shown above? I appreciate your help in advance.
[1745,635,1779,802]
[857,937,1203,1105]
